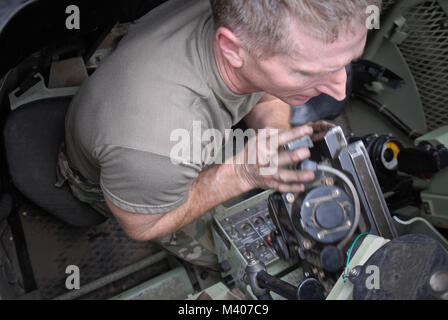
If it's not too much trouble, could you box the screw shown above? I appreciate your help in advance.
[303,240,312,250]
[22,211,28,216]
[304,202,311,208]
[423,202,431,215]
[347,220,352,227]
[333,189,340,197]
[350,268,360,277]
[248,259,257,266]
[286,193,295,203]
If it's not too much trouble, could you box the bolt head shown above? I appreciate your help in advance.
[303,240,312,250]
[350,268,360,277]
[286,193,295,203]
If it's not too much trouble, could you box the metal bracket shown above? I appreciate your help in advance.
[386,16,409,45]
[8,73,78,111]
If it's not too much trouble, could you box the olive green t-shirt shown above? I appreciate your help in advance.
[65,0,264,214]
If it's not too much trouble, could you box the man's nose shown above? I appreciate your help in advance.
[317,68,348,101]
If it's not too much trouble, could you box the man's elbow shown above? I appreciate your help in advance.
[123,226,159,242]
[104,196,169,242]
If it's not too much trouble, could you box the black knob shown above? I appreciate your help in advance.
[219,260,232,273]
[384,148,395,162]
[320,246,344,273]
[224,275,236,289]
[297,278,325,300]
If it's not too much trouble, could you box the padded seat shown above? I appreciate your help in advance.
[3,97,106,227]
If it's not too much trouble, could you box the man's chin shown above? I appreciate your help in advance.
[283,95,313,106]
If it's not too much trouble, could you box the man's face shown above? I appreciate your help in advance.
[241,23,368,106]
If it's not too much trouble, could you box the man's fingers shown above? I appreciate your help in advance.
[277,147,310,167]
[277,125,313,146]
[275,168,315,183]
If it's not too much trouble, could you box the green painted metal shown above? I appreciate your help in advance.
[393,216,448,251]
[187,282,246,300]
[347,39,427,142]
[416,126,448,147]
[111,266,194,300]
[327,235,389,300]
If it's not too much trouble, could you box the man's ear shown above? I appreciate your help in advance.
[215,27,244,68]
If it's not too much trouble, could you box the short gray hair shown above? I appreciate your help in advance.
[210,0,382,58]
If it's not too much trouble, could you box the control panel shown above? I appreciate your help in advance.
[218,198,277,265]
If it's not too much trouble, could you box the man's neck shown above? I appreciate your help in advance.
[213,40,258,95]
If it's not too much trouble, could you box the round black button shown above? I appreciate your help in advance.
[384,148,395,162]
[315,201,344,229]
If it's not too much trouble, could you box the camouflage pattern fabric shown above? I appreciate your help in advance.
[56,144,219,270]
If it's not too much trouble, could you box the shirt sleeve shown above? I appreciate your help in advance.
[98,145,201,214]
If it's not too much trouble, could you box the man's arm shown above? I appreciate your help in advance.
[106,162,249,241]
[244,94,291,130]
[105,125,315,242]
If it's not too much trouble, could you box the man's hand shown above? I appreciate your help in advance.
[233,124,316,194]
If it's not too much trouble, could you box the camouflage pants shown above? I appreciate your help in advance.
[55,144,219,271]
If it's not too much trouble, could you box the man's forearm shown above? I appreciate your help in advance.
[141,163,252,240]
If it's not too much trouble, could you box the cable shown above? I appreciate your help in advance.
[343,232,369,283]
[316,164,361,250]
